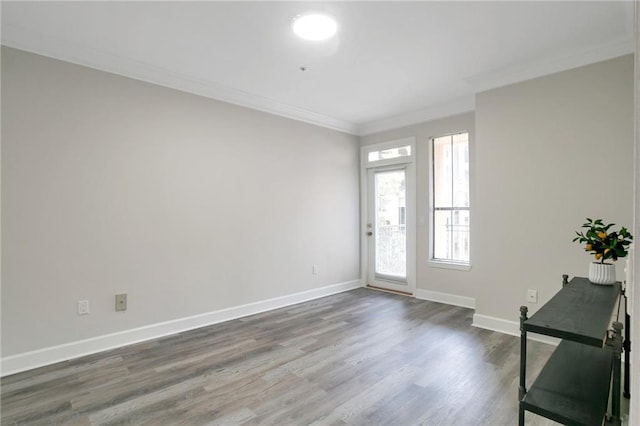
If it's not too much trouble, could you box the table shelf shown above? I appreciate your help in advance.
[523,278,620,347]
[521,340,613,426]
[519,276,623,426]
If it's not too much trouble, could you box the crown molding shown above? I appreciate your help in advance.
[465,37,635,94]
[355,33,632,137]
[356,97,475,136]
[2,22,634,139]
[1,24,359,135]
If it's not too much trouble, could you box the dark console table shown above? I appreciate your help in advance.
[518,276,624,426]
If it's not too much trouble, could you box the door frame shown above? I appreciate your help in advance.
[360,137,416,295]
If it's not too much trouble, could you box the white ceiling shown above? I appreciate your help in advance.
[1,1,635,135]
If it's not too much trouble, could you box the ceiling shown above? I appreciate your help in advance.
[1,1,635,135]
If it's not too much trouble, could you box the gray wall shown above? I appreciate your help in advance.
[360,55,634,326]
[474,55,634,322]
[1,46,634,372]
[1,47,360,357]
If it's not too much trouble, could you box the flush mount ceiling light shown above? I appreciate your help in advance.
[292,13,337,41]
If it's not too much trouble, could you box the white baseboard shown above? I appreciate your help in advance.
[415,288,476,309]
[472,313,560,346]
[1,280,362,377]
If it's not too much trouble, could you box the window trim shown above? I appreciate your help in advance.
[428,131,471,270]
[427,258,472,271]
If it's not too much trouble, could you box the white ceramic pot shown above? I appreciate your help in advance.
[588,262,616,285]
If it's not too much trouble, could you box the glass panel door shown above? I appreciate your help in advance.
[367,167,409,292]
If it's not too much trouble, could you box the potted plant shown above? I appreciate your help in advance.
[573,218,633,285]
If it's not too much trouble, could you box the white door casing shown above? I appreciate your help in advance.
[361,138,416,295]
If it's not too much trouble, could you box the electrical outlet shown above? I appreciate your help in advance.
[78,300,89,315]
[115,293,127,311]
[527,289,538,304]
[312,265,319,275]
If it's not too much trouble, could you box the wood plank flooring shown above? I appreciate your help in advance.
[1,288,559,425]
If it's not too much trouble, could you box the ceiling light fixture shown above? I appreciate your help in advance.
[292,13,337,41]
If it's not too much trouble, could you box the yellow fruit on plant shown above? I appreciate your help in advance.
[595,253,603,260]
[597,231,607,240]
[604,248,611,255]
[585,244,592,251]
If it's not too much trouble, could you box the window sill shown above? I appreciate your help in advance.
[428,260,472,271]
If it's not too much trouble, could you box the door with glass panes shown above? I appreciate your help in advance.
[363,139,415,295]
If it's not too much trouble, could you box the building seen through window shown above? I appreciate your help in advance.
[431,132,470,264]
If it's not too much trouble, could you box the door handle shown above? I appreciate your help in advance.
[367,232,373,236]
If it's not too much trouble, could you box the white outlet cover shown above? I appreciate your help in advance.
[78,300,89,315]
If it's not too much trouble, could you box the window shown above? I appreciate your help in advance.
[430,132,470,265]
[367,145,411,163]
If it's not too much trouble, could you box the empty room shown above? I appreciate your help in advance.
[1,1,639,425]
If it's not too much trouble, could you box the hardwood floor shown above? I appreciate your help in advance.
[1,288,559,425]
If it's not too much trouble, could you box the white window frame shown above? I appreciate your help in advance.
[428,132,471,271]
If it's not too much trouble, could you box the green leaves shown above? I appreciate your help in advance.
[573,218,633,263]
